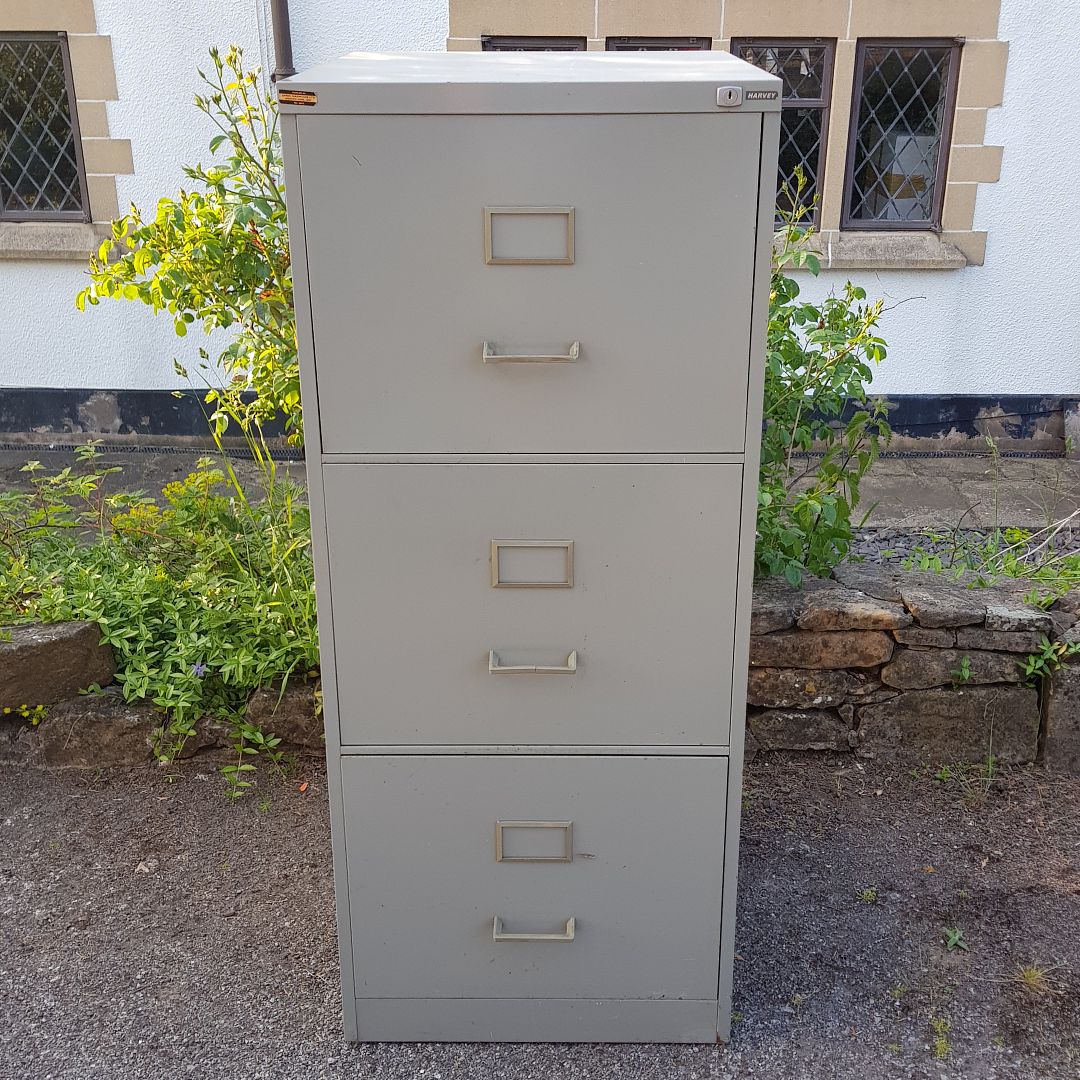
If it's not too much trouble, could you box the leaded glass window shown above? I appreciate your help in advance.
[842,40,960,229]
[0,32,88,221]
[733,39,834,226]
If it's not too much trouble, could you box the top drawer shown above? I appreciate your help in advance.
[296,113,761,454]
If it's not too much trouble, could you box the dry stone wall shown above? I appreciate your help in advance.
[749,566,1077,768]
[2,567,1078,770]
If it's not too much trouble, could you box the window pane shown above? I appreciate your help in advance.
[848,44,954,225]
[777,107,824,223]
[0,36,84,217]
[735,41,831,225]
[481,36,586,51]
[737,43,827,101]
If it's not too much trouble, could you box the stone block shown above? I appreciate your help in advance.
[898,585,987,628]
[744,727,760,765]
[895,626,956,647]
[750,575,830,635]
[1,622,114,708]
[245,680,324,754]
[748,709,849,752]
[983,598,1054,635]
[750,630,894,670]
[880,648,1022,690]
[747,667,880,709]
[955,627,1047,653]
[856,686,1039,764]
[30,688,156,768]
[1045,662,1080,774]
[796,586,912,631]
[831,564,904,602]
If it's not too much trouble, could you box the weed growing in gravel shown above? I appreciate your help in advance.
[930,1016,951,1059]
[1009,963,1061,997]
[902,459,1080,604]
[930,757,1000,806]
[856,887,878,903]
[223,721,285,798]
[942,927,969,952]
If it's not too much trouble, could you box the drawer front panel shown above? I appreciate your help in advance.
[298,113,759,454]
[342,755,727,1000]
[324,463,740,746]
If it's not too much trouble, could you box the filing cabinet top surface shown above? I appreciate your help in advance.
[278,51,781,115]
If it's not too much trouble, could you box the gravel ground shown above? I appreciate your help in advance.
[2,758,1079,1080]
[847,526,1080,568]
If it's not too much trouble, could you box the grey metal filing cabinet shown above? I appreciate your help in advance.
[279,51,780,1044]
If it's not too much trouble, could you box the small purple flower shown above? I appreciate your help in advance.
[191,661,208,678]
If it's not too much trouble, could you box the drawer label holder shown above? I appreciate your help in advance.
[495,819,575,862]
[484,206,575,265]
[491,539,574,588]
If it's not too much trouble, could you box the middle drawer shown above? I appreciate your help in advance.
[323,463,741,747]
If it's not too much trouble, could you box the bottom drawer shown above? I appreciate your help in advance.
[341,755,728,1002]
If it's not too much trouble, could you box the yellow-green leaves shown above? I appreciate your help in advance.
[74,45,301,445]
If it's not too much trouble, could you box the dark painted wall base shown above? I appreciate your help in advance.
[0,388,285,443]
[0,388,1074,457]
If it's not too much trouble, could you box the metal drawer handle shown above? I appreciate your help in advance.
[488,650,577,675]
[493,916,576,943]
[482,341,580,364]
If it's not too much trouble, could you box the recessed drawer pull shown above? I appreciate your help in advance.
[492,916,576,943]
[488,650,578,675]
[482,341,580,364]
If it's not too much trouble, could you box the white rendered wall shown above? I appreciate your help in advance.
[282,0,448,71]
[0,0,261,388]
[0,0,449,390]
[796,0,1080,395]
[2,0,1075,395]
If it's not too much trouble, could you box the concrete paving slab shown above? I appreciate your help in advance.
[2,444,1077,531]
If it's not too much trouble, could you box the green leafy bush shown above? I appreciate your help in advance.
[0,442,318,761]
[75,46,299,444]
[757,204,891,583]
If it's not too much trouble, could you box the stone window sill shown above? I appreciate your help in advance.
[0,220,109,261]
[776,230,970,271]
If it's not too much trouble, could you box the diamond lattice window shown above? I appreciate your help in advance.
[0,32,88,221]
[733,39,834,227]
[843,41,960,229]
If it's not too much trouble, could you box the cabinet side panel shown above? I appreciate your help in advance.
[718,110,781,1043]
[281,111,357,1039]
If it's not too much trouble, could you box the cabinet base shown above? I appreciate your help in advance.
[352,998,722,1043]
